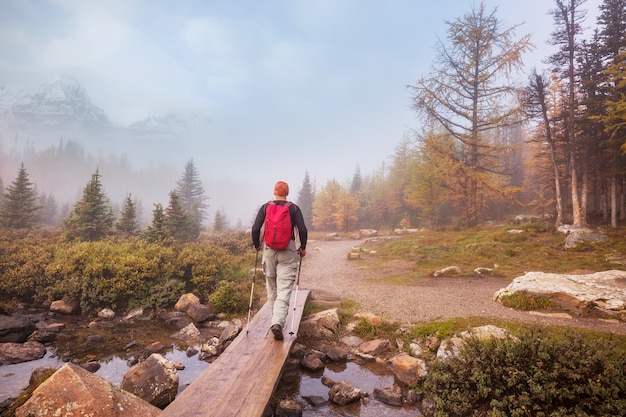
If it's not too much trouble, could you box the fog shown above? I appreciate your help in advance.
[0,0,603,228]
[0,122,312,229]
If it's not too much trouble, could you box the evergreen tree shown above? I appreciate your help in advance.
[165,190,199,241]
[175,159,209,229]
[548,0,588,226]
[143,203,166,243]
[296,171,315,230]
[62,169,114,241]
[116,194,139,237]
[213,210,226,232]
[597,0,626,227]
[39,192,59,227]
[350,166,362,195]
[0,163,41,229]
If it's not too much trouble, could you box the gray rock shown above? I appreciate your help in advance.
[171,323,202,342]
[0,341,46,365]
[186,303,214,323]
[494,270,626,316]
[328,380,362,405]
[299,309,340,339]
[562,227,609,248]
[275,399,302,417]
[373,385,403,406]
[0,315,35,343]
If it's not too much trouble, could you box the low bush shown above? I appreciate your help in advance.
[209,280,249,314]
[422,328,626,416]
[0,230,250,314]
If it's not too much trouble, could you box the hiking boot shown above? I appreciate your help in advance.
[270,324,284,340]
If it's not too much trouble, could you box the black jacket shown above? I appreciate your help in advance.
[251,200,307,250]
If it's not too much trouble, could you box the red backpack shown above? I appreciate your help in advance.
[264,201,293,249]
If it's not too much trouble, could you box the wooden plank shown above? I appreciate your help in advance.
[161,289,310,417]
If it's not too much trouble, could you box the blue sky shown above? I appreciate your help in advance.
[0,0,603,225]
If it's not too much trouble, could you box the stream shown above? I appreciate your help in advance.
[1,311,420,416]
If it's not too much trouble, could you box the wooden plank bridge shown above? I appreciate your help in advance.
[160,289,311,417]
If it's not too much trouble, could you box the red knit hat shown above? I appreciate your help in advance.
[274,181,289,197]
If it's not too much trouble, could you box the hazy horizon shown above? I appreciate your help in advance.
[0,0,603,227]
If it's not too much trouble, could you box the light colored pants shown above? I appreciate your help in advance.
[262,239,298,327]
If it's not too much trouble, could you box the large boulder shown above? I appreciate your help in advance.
[16,363,161,417]
[299,309,340,339]
[328,380,362,405]
[50,299,79,315]
[122,353,179,408]
[171,322,203,343]
[174,293,200,312]
[560,227,609,249]
[0,341,46,365]
[185,303,214,323]
[494,270,626,317]
[0,315,35,343]
[389,354,428,385]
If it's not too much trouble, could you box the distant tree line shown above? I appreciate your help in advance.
[0,159,209,242]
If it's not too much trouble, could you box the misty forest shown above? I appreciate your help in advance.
[1,0,626,312]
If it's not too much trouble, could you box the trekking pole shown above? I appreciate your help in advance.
[288,254,303,337]
[246,250,259,336]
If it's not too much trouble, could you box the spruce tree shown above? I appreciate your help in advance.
[116,194,139,237]
[62,169,114,241]
[213,210,226,232]
[143,203,166,243]
[0,163,41,229]
[175,159,209,229]
[296,171,314,230]
[39,192,59,227]
[165,190,199,241]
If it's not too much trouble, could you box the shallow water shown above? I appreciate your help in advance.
[1,316,420,416]
[0,343,209,403]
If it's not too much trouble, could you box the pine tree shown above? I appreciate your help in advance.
[296,171,314,230]
[0,163,41,229]
[143,203,166,243]
[175,159,209,229]
[62,169,114,241]
[39,192,59,227]
[213,210,226,232]
[116,194,139,237]
[548,0,588,226]
[165,190,199,241]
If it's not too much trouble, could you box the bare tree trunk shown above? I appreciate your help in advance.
[611,174,618,227]
[619,178,626,221]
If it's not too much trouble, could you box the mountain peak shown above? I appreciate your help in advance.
[0,77,111,130]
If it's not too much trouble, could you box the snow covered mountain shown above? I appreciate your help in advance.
[0,77,112,131]
[129,113,212,134]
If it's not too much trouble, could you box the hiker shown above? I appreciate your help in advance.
[251,181,308,340]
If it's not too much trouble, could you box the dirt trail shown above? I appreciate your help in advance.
[299,238,626,335]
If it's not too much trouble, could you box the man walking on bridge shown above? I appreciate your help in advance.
[251,181,308,340]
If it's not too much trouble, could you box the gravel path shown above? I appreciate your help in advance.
[299,238,626,335]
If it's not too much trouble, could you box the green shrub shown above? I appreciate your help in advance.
[0,230,244,314]
[499,293,555,311]
[423,329,626,416]
[209,280,248,314]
